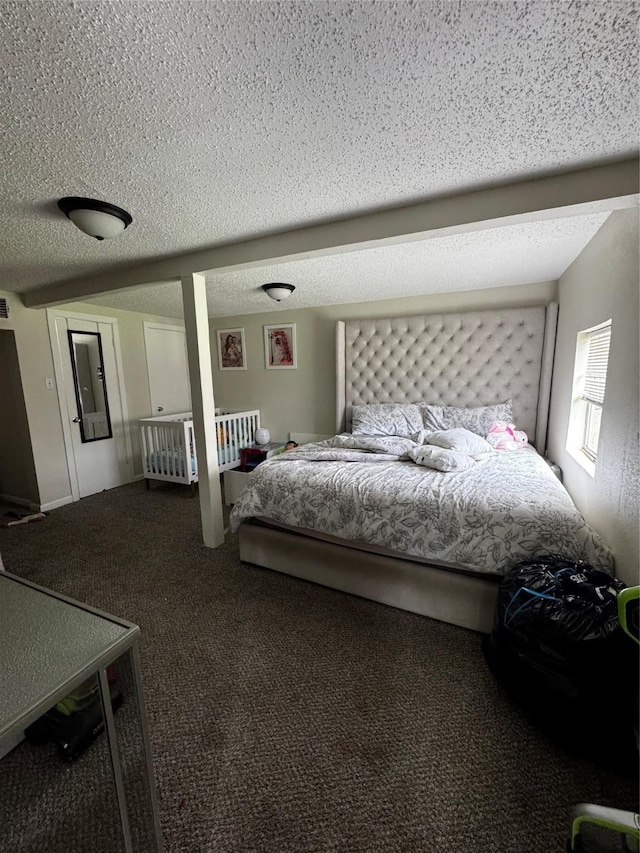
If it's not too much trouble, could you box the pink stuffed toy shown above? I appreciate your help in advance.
[486,420,528,451]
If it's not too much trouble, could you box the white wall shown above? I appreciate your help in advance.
[548,209,639,585]
[210,280,557,442]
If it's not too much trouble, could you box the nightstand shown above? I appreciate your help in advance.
[239,442,285,472]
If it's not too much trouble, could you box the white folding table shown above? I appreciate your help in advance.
[0,571,163,852]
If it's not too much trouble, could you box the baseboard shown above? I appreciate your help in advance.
[133,473,145,481]
[39,495,74,512]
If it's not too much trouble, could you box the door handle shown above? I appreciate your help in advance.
[72,416,81,423]
[157,406,164,412]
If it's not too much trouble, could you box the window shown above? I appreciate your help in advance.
[566,320,611,473]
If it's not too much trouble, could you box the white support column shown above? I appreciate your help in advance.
[181,274,224,548]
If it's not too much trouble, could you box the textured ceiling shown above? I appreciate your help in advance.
[1,0,637,299]
[83,212,610,318]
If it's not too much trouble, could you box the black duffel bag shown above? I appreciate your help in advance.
[483,556,636,771]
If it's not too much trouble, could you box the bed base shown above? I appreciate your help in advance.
[239,520,500,633]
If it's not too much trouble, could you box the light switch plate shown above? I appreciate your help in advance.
[45,377,54,390]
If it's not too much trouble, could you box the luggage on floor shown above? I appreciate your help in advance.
[483,556,637,772]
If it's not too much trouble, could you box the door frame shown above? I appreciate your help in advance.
[143,321,189,415]
[47,308,134,502]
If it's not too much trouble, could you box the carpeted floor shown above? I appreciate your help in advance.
[0,482,637,853]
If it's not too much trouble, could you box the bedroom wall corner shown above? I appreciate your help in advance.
[0,293,189,511]
[0,327,40,506]
[548,209,639,586]
[0,292,72,508]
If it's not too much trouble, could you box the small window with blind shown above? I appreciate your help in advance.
[566,320,612,474]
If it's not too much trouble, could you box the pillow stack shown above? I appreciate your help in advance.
[350,400,514,438]
[407,428,494,472]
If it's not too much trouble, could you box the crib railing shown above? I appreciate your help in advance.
[139,409,261,485]
[140,413,196,484]
[215,409,261,469]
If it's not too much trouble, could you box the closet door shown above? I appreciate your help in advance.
[144,323,191,415]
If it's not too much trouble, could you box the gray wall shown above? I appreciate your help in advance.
[0,329,39,505]
[210,280,557,442]
[548,209,639,585]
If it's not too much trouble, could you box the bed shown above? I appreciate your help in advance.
[139,408,260,488]
[232,305,614,632]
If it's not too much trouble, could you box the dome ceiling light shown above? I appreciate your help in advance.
[261,283,295,302]
[58,197,133,240]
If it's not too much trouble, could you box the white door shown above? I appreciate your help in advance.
[53,316,130,499]
[144,322,191,415]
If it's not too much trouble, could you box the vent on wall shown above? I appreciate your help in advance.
[0,298,9,319]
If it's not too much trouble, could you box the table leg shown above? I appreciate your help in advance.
[98,667,133,853]
[128,641,164,852]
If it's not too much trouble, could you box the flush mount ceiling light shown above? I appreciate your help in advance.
[57,197,133,240]
[261,283,295,302]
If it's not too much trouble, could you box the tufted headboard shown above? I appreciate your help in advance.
[336,304,558,454]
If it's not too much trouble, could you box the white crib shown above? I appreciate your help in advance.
[139,409,260,489]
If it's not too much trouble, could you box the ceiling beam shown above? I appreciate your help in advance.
[24,158,639,309]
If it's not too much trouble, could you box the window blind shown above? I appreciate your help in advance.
[581,324,611,406]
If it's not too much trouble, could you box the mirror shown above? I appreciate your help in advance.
[67,331,113,443]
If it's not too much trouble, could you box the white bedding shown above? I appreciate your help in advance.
[229,435,613,576]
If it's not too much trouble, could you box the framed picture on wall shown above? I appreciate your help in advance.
[264,323,297,369]
[216,327,247,371]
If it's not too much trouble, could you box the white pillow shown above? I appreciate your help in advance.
[351,403,423,437]
[424,428,493,456]
[422,401,513,436]
[408,445,476,472]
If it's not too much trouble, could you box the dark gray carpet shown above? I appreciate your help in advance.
[0,482,636,852]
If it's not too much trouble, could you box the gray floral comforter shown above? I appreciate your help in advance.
[229,437,614,575]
